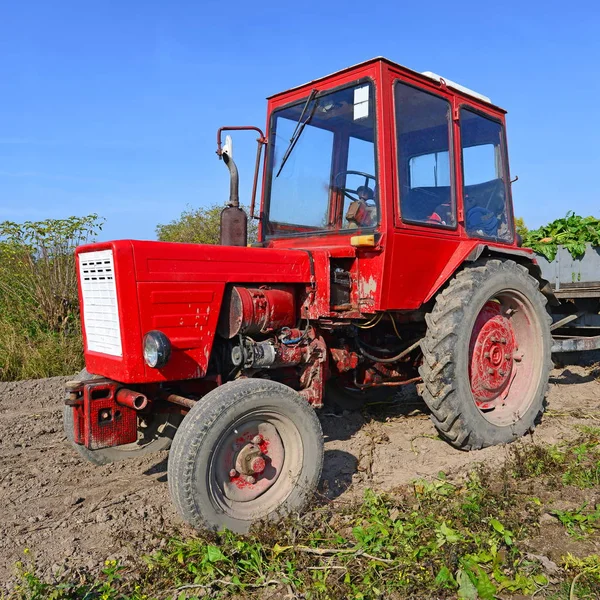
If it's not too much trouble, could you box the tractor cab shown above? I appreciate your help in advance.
[252,58,514,250]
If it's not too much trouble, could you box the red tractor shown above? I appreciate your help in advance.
[64,58,553,532]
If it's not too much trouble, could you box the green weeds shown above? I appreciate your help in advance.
[552,504,600,538]
[9,432,600,599]
[509,428,600,489]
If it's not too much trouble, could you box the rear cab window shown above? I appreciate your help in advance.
[460,108,512,242]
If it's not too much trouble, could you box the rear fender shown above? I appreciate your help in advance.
[424,243,559,306]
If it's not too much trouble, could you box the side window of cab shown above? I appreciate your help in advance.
[460,108,512,242]
[395,81,456,227]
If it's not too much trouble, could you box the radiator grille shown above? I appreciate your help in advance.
[79,249,123,357]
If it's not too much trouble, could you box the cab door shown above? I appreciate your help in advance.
[383,77,464,311]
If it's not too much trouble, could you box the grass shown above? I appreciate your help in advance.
[0,319,83,381]
[0,216,99,381]
[8,429,600,600]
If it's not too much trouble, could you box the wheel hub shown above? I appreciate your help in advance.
[219,421,284,503]
[234,437,267,476]
[469,301,517,408]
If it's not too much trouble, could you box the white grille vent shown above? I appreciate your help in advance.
[79,249,123,357]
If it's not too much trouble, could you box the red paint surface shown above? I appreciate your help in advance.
[73,381,138,450]
[469,302,517,407]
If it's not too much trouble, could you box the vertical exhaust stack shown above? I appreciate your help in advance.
[219,136,248,246]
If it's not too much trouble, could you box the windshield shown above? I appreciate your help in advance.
[265,81,377,237]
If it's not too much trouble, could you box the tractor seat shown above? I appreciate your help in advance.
[402,186,451,223]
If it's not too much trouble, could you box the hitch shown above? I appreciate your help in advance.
[65,380,146,450]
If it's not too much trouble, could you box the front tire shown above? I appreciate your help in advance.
[167,378,323,533]
[419,258,552,450]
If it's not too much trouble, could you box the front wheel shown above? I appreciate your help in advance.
[167,378,323,533]
[419,258,552,450]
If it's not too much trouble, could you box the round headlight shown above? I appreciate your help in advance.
[143,331,171,368]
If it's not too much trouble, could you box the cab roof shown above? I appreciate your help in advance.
[267,57,505,113]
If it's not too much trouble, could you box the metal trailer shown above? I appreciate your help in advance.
[538,244,600,353]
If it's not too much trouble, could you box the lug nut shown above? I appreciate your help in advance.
[484,352,490,358]
[487,368,495,375]
[243,475,256,484]
[252,434,263,445]
[501,337,507,344]
[249,456,266,474]
[229,469,237,478]
[499,370,506,376]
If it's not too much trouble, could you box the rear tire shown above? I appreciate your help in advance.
[419,258,552,450]
[63,368,180,465]
[167,378,323,533]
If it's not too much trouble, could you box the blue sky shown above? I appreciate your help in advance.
[1,0,599,241]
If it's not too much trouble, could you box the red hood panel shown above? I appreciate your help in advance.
[76,240,311,384]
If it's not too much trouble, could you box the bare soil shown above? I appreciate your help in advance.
[1,365,599,590]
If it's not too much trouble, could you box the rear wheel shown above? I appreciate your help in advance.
[419,258,552,450]
[63,368,180,465]
[167,378,323,533]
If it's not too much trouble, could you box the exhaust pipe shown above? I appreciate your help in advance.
[219,136,248,247]
[116,388,149,411]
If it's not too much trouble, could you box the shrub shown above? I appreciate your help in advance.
[0,215,102,381]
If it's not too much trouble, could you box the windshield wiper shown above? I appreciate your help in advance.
[275,88,319,178]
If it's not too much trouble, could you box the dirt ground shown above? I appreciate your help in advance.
[1,363,599,590]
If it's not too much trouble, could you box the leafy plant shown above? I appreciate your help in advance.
[552,504,600,537]
[521,211,600,261]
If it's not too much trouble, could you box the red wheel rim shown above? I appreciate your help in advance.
[208,410,304,521]
[468,291,542,426]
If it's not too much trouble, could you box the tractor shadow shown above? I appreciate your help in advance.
[320,449,358,500]
[318,383,431,501]
[143,456,168,482]
[320,383,430,443]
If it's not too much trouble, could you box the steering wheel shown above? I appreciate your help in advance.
[334,170,377,202]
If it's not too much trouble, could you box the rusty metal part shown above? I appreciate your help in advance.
[298,335,327,407]
[73,380,138,450]
[250,138,264,220]
[216,126,267,155]
[160,392,196,409]
[331,346,360,373]
[353,375,422,390]
[551,334,600,353]
[220,420,285,503]
[220,203,248,247]
[235,442,266,476]
[116,388,149,411]
[216,126,267,221]
[218,286,296,339]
